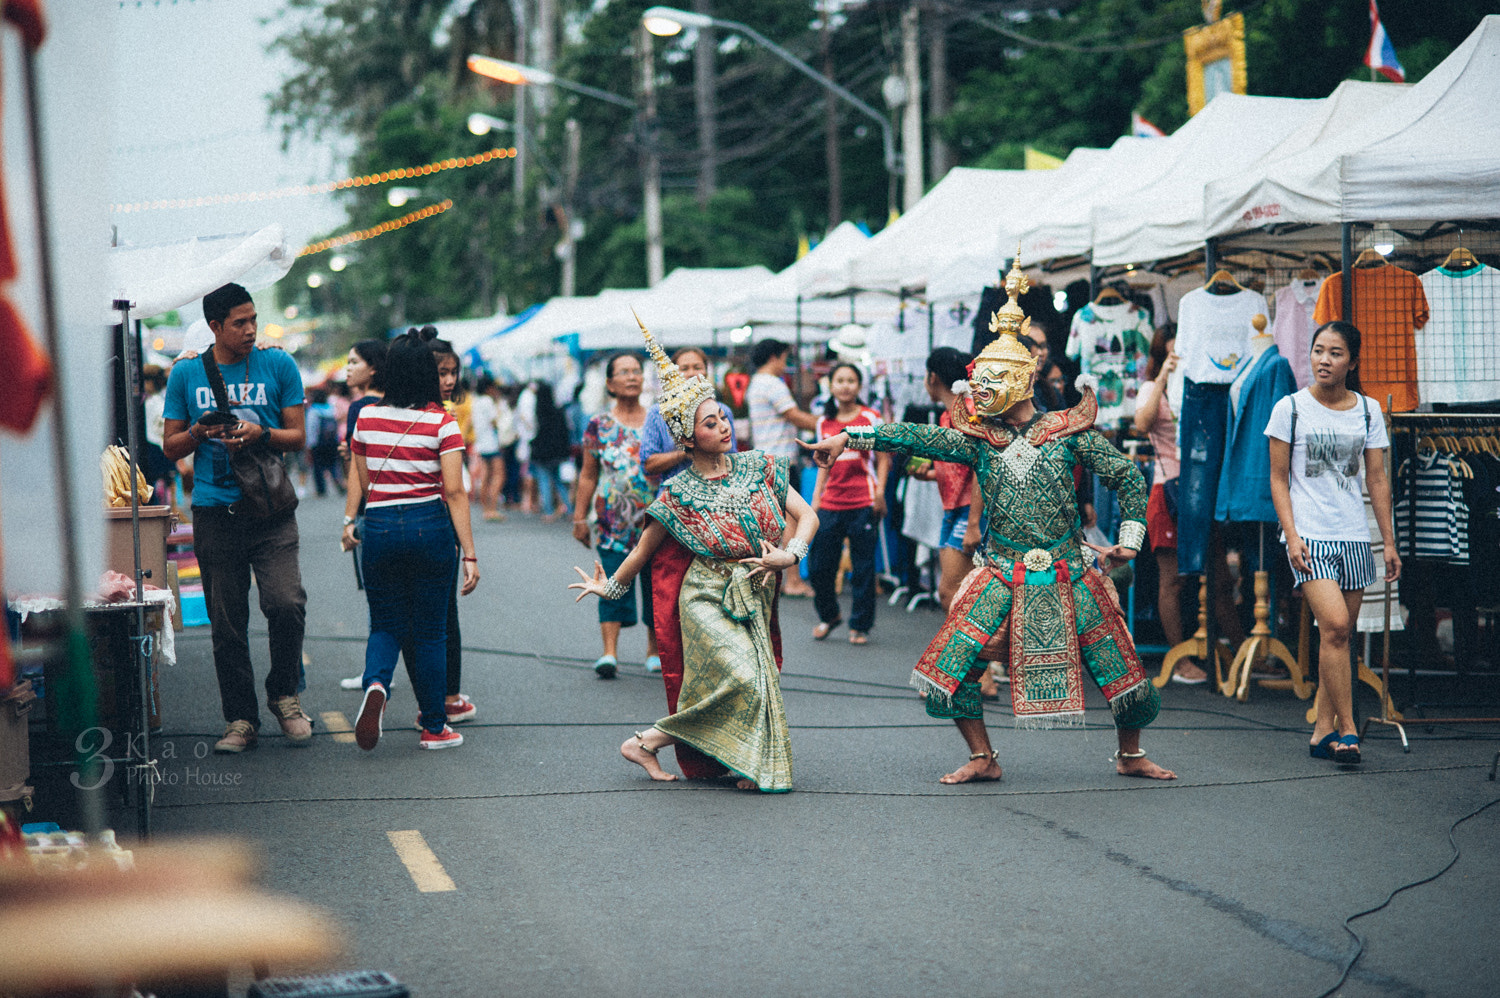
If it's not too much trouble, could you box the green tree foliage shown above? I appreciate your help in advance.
[270,0,1490,339]
[942,0,1492,162]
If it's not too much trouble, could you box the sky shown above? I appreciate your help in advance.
[109,0,351,253]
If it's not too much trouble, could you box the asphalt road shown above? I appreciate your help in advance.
[144,492,1500,997]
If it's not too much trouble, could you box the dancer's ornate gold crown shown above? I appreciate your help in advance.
[635,309,717,444]
[966,253,1038,418]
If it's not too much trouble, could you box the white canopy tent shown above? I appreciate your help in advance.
[927,147,1107,303]
[803,168,1057,298]
[1090,95,1320,267]
[429,310,512,354]
[106,223,294,321]
[1015,136,1175,266]
[714,222,896,338]
[570,265,773,351]
[1205,15,1500,239]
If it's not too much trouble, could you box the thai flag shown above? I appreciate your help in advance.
[1364,0,1406,83]
[1131,112,1165,138]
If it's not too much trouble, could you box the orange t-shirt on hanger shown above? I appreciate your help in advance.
[1314,264,1429,412]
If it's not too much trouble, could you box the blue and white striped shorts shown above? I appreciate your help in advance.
[1289,538,1377,591]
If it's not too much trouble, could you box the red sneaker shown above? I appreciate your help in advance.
[419,725,464,750]
[445,694,477,724]
[355,683,386,751]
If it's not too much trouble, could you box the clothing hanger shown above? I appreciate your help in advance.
[1093,286,1126,305]
[1296,267,1321,281]
[1204,269,1242,294]
[1441,245,1480,272]
[1353,247,1388,268]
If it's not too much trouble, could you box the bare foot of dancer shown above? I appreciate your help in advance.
[939,751,1003,784]
[735,778,757,791]
[1114,750,1176,780]
[621,730,679,782]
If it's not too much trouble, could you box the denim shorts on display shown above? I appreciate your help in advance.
[1288,538,1377,591]
[939,506,989,551]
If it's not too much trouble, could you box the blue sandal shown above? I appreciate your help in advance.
[1309,732,1339,759]
[1332,735,1362,764]
[594,654,618,679]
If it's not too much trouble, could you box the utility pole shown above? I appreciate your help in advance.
[509,0,528,233]
[534,0,556,123]
[900,2,924,211]
[560,118,581,297]
[641,24,665,286]
[926,2,952,182]
[693,0,717,207]
[821,2,842,226]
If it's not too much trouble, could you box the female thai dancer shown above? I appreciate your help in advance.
[1267,320,1399,764]
[570,318,818,792]
[351,331,480,750]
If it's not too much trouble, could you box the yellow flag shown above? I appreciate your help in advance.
[1024,146,1064,170]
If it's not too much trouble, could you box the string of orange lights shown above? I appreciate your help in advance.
[299,199,455,257]
[111,148,516,214]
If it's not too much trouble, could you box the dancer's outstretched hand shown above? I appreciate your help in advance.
[569,561,609,601]
[799,433,846,468]
[741,539,795,579]
[1082,539,1136,573]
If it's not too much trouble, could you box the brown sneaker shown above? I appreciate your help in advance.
[214,719,258,754]
[269,695,313,745]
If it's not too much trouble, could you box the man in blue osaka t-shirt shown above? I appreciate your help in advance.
[163,283,311,753]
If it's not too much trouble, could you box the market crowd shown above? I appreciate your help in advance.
[160,273,1399,787]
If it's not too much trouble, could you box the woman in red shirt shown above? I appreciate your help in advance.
[350,331,480,751]
[809,364,889,645]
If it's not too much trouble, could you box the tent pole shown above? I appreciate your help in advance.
[1089,261,1100,301]
[927,297,934,354]
[1204,238,1217,278]
[1340,223,1354,322]
[26,50,105,838]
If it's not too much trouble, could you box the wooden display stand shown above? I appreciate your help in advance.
[1222,570,1309,701]
[1152,578,1230,688]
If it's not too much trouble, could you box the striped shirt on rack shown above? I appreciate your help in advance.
[352,403,464,509]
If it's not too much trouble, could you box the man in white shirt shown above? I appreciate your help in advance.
[747,338,818,596]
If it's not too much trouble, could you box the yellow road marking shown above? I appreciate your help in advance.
[320,711,356,744]
[388,830,456,893]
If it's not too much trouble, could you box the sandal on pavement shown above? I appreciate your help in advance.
[594,655,618,679]
[1332,735,1362,764]
[1309,732,1339,759]
[813,620,842,640]
[848,631,868,645]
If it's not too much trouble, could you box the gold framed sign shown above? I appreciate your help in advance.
[1184,11,1246,116]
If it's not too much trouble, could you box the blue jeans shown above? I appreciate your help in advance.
[1177,379,1230,575]
[361,499,456,733]
[809,506,878,633]
[532,459,570,516]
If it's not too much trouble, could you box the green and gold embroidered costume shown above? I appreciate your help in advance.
[846,386,1157,730]
[644,451,794,791]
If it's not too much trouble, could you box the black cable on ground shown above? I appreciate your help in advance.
[1316,795,1500,998]
[150,762,1484,809]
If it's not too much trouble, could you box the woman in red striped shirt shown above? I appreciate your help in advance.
[350,331,480,751]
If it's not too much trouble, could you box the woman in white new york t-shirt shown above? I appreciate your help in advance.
[1266,320,1400,765]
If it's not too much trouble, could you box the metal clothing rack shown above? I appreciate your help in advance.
[1377,412,1500,738]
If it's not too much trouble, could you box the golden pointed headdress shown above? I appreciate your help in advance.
[634,309,717,444]
[966,252,1039,418]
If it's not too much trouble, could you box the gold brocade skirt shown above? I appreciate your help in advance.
[653,555,792,792]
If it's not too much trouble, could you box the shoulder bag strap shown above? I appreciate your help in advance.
[1289,393,1297,450]
[200,351,233,413]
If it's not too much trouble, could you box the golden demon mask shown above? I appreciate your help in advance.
[966,256,1038,418]
[635,309,717,444]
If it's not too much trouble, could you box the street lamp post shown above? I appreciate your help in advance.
[642,5,902,215]
[466,54,664,288]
